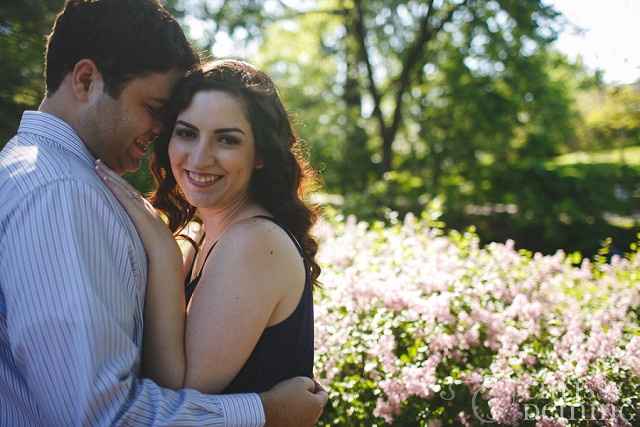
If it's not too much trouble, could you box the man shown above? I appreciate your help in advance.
[0,1,327,426]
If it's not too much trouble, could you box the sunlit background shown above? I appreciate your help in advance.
[552,0,639,84]
[2,2,640,424]
[1,0,639,257]
[192,0,640,85]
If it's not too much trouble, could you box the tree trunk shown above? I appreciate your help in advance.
[341,4,374,190]
[382,130,394,173]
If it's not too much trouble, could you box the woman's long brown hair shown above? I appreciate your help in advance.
[150,59,321,284]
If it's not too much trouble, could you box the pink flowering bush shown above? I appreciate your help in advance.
[313,209,640,426]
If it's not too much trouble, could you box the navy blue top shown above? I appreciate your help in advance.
[184,215,314,393]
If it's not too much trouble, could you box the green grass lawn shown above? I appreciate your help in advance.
[549,145,640,167]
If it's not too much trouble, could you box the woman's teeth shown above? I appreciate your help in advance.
[187,170,221,184]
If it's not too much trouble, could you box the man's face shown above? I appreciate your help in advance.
[88,70,183,175]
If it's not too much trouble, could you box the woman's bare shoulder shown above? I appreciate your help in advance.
[221,216,297,255]
[210,216,304,291]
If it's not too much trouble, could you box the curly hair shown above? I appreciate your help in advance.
[150,59,321,284]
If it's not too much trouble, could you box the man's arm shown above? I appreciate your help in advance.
[1,180,263,426]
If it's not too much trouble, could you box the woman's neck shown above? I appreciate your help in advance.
[189,197,269,280]
[198,196,264,245]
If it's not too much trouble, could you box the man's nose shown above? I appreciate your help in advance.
[151,118,164,137]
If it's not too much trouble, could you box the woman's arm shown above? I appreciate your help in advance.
[183,218,305,393]
[96,161,186,389]
[141,240,186,388]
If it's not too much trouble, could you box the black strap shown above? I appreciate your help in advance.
[190,241,218,285]
[185,215,302,287]
[176,234,198,251]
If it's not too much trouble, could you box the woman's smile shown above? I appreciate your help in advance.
[185,170,223,188]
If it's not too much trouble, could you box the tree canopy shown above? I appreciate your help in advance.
[1,0,638,256]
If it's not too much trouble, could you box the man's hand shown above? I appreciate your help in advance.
[260,377,328,427]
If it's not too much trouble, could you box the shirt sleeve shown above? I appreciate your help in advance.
[1,179,265,427]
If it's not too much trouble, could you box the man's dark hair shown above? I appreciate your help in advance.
[45,0,199,97]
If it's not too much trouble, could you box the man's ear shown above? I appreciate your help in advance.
[70,59,103,102]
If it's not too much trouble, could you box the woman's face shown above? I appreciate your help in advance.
[168,90,259,211]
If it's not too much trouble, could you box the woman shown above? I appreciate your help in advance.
[96,59,320,394]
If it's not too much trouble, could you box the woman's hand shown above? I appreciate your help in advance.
[95,159,176,256]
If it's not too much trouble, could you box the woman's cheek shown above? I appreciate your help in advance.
[168,139,183,177]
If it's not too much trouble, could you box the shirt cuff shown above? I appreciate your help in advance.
[218,393,265,427]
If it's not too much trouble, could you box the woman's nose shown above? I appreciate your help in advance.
[190,137,217,166]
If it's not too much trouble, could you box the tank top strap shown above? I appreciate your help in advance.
[183,246,198,288]
[193,241,217,280]
[178,230,205,287]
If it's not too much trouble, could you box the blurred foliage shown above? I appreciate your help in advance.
[1,0,638,257]
[0,0,63,142]
[584,84,640,149]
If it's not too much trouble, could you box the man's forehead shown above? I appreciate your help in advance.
[127,70,184,99]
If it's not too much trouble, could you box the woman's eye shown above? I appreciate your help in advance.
[219,135,240,145]
[175,128,196,139]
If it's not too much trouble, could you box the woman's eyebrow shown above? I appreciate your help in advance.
[175,120,198,130]
[214,127,245,135]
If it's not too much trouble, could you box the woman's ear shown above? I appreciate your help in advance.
[70,59,102,102]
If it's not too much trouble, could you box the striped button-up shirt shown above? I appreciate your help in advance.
[0,111,265,426]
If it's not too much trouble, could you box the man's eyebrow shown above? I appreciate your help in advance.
[175,120,197,130]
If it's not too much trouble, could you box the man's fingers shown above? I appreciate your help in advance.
[295,377,327,400]
[299,377,328,409]
[293,376,317,393]
[314,387,328,407]
[262,377,329,427]
[311,387,328,424]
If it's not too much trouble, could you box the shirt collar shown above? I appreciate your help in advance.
[17,110,97,166]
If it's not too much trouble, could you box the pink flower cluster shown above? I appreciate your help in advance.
[486,378,525,425]
[312,212,640,425]
[623,336,640,377]
[586,373,620,404]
